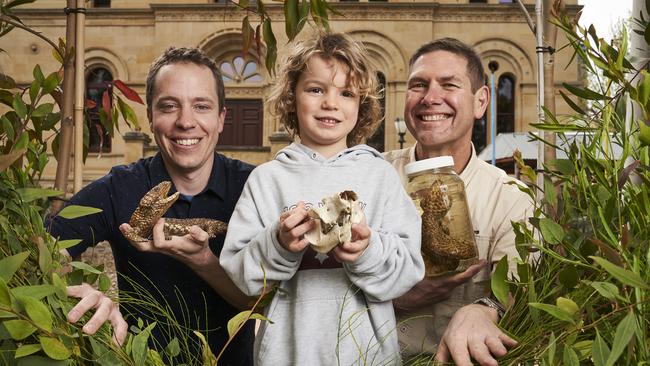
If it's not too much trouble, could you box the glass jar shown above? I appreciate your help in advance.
[405,156,478,276]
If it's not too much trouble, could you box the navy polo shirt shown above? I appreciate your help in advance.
[48,152,254,366]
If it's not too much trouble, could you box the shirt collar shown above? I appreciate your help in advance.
[148,152,225,199]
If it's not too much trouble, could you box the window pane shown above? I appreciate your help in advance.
[233,57,245,72]
[85,67,113,152]
[243,61,257,77]
[497,74,515,134]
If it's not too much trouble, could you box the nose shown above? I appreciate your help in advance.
[321,91,338,110]
[175,105,196,129]
[421,85,442,106]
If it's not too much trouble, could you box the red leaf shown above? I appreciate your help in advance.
[102,89,112,124]
[85,99,97,109]
[113,80,144,104]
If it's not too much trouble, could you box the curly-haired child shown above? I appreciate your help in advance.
[220,32,424,365]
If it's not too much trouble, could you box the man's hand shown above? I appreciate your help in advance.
[332,222,370,263]
[67,283,127,346]
[277,202,314,253]
[435,303,517,366]
[393,260,486,311]
[120,219,211,266]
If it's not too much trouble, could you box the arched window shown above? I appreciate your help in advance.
[497,73,515,134]
[366,72,385,152]
[220,56,262,84]
[86,67,113,152]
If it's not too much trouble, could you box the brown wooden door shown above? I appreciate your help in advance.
[219,99,263,147]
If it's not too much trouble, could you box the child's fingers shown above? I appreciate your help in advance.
[351,223,371,241]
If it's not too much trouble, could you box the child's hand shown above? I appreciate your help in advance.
[333,221,371,263]
[277,201,314,253]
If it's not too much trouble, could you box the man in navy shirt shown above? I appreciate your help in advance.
[48,47,254,365]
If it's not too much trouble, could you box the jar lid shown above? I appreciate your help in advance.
[404,156,455,176]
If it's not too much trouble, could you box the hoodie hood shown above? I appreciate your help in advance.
[274,142,383,166]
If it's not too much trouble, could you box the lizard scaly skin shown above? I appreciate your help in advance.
[122,181,228,242]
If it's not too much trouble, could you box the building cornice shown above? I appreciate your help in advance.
[14,3,580,24]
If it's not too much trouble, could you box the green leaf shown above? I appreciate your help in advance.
[556,297,579,315]
[592,332,610,366]
[284,0,299,40]
[589,281,623,302]
[559,90,586,115]
[42,72,60,95]
[12,131,29,152]
[56,239,82,251]
[227,310,271,338]
[57,205,102,219]
[490,255,509,306]
[539,218,564,244]
[563,83,610,101]
[98,274,111,292]
[262,18,277,75]
[32,65,45,84]
[165,337,180,358]
[15,344,42,358]
[637,70,650,108]
[528,303,575,323]
[37,238,52,276]
[563,346,580,366]
[117,96,139,129]
[69,261,102,275]
[20,296,53,332]
[640,116,650,147]
[1,115,15,139]
[558,266,579,289]
[0,251,30,282]
[132,322,156,366]
[51,273,67,300]
[12,94,27,119]
[590,256,650,289]
[0,73,17,88]
[4,319,37,340]
[31,103,53,118]
[11,285,56,300]
[16,355,70,366]
[0,278,10,306]
[29,80,40,103]
[193,330,216,364]
[17,188,63,203]
[606,312,637,366]
[39,337,71,360]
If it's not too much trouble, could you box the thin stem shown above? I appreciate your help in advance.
[0,15,62,58]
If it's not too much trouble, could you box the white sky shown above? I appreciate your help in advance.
[578,0,633,42]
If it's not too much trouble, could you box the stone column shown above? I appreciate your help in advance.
[123,131,151,164]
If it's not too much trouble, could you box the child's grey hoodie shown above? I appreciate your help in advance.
[221,143,424,365]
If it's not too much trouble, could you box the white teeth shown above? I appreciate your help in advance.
[318,118,339,124]
[175,138,199,146]
[420,114,450,121]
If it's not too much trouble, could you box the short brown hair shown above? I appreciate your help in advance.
[267,33,381,147]
[146,47,225,111]
[409,38,486,92]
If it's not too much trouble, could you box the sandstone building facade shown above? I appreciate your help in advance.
[0,0,581,187]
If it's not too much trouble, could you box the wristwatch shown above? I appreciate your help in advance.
[473,297,506,319]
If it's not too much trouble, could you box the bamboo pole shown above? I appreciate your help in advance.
[73,0,85,193]
[535,0,545,195]
[51,0,77,214]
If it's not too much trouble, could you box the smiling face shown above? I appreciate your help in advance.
[148,62,224,179]
[405,50,488,157]
[294,55,360,158]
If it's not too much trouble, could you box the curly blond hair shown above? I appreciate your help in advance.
[267,32,381,147]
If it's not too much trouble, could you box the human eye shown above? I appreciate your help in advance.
[194,103,212,112]
[158,102,177,112]
[341,89,357,98]
[443,83,460,89]
[306,87,323,94]
[408,81,427,90]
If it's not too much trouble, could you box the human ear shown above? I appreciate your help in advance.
[473,85,490,120]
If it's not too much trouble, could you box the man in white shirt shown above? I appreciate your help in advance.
[385,38,534,366]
